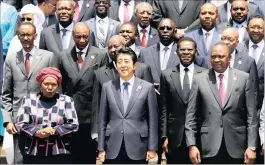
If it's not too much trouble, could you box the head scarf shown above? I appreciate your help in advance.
[36,67,62,85]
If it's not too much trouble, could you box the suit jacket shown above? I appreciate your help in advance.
[217,2,261,23]
[238,40,265,110]
[98,77,158,160]
[76,0,96,22]
[159,64,206,150]
[59,46,108,129]
[133,45,142,58]
[185,27,221,65]
[135,26,160,48]
[42,14,58,28]
[259,98,265,146]
[139,42,180,83]
[185,68,258,158]
[152,0,205,28]
[1,48,58,124]
[85,17,121,48]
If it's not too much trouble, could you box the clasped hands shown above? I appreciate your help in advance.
[35,127,55,138]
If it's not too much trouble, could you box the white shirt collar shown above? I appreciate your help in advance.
[96,15,109,23]
[233,21,247,28]
[214,67,229,79]
[22,46,36,57]
[129,43,136,51]
[202,27,215,37]
[120,75,135,88]
[231,49,236,59]
[138,24,151,34]
[160,42,174,51]
[249,39,265,49]
[179,62,195,72]
[121,0,134,6]
[76,44,89,55]
[59,22,74,32]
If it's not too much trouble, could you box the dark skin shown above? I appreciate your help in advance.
[231,0,248,24]
[210,44,231,73]
[247,18,264,44]
[95,0,110,19]
[177,40,197,67]
[72,23,91,50]
[119,24,138,47]
[158,19,175,46]
[56,0,75,28]
[199,3,218,31]
[107,35,126,62]
[136,5,153,29]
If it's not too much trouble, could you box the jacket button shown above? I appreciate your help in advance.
[121,131,124,134]
[220,125,223,128]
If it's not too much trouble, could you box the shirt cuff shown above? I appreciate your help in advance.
[91,133,98,140]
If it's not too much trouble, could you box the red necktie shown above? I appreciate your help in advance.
[73,0,80,22]
[77,51,83,69]
[218,74,225,108]
[25,53,30,76]
[141,29,147,48]
[123,3,130,23]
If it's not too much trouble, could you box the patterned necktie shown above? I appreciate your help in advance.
[73,0,80,22]
[123,3,130,23]
[183,67,190,102]
[122,82,130,113]
[61,29,68,49]
[77,51,83,69]
[141,29,147,48]
[161,46,169,70]
[97,19,105,48]
[25,53,30,76]
[252,44,258,63]
[205,32,211,50]
[218,74,225,108]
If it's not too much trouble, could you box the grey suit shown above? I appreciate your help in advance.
[135,26,160,48]
[76,0,96,22]
[185,68,258,159]
[42,14,58,28]
[98,77,158,160]
[259,98,265,147]
[1,47,58,163]
[85,17,121,48]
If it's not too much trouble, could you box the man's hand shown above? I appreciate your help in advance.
[189,146,201,164]
[6,122,17,134]
[146,150,156,161]
[98,150,106,162]
[174,27,188,39]
[42,127,55,135]
[35,130,50,139]
[162,138,169,153]
[244,148,256,164]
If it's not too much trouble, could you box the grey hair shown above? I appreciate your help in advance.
[56,0,75,9]
[135,2,153,13]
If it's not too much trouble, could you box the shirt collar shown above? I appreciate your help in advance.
[233,20,247,28]
[76,44,89,55]
[160,42,174,51]
[231,49,236,60]
[120,75,135,88]
[202,27,215,37]
[179,62,194,72]
[59,22,74,32]
[121,0,134,6]
[214,67,230,79]
[96,15,109,23]
[138,24,151,34]
[249,39,265,49]
[129,43,136,51]
[22,46,36,57]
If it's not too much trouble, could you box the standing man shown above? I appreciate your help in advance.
[39,0,75,55]
[1,22,58,164]
[37,0,58,28]
[98,48,158,164]
[185,42,258,164]
[159,37,206,164]
[59,22,108,164]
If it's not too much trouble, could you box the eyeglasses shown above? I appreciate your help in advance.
[159,26,173,31]
[22,17,32,22]
[47,2,56,8]
[18,33,35,39]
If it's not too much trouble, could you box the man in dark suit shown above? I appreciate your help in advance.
[85,0,120,49]
[159,37,206,164]
[185,42,258,164]
[59,22,108,164]
[134,2,160,48]
[139,18,180,86]
[39,0,76,55]
[2,22,58,164]
[98,47,158,164]
[185,3,221,66]
[37,0,58,28]
[74,0,96,22]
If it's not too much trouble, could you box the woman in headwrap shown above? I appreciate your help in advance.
[15,67,78,164]
[7,4,45,56]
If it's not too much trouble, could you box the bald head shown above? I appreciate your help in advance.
[221,28,239,52]
[73,22,90,34]
[73,22,90,50]
[200,3,218,14]
[108,35,126,47]
[158,18,175,28]
[108,35,127,61]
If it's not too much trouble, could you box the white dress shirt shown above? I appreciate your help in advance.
[214,67,229,95]
[160,42,173,70]
[179,63,194,89]
[137,24,150,44]
[96,16,109,41]
[59,22,74,49]
[202,27,215,48]
[129,43,136,52]
[75,44,89,61]
[22,46,36,65]
[119,0,135,23]
[230,50,236,67]
[120,75,135,98]
[249,39,264,63]
[233,21,247,42]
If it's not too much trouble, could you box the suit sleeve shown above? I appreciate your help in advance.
[39,31,46,50]
[99,51,109,67]
[147,84,158,151]
[1,57,14,125]
[245,74,258,148]
[185,76,200,147]
[142,64,154,83]
[151,0,162,28]
[249,60,260,110]
[159,72,168,138]
[259,99,265,146]
[91,72,100,137]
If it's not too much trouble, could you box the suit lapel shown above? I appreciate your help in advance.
[152,44,161,75]
[179,0,188,14]
[171,66,185,103]
[16,50,27,77]
[105,19,115,46]
[223,69,237,109]
[166,43,179,68]
[77,0,90,22]
[52,24,63,50]
[222,3,228,22]
[67,47,79,76]
[198,28,208,56]
[233,50,243,69]
[172,0,180,14]
[105,63,117,80]
[124,78,142,117]
[111,79,125,116]
[206,69,222,108]
[28,48,43,78]
[148,27,158,47]
[208,29,220,53]
[256,45,265,70]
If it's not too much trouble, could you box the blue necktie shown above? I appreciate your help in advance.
[123,82,130,113]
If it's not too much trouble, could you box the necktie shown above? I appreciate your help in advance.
[141,29,147,48]
[205,32,211,50]
[123,3,130,23]
[161,46,169,70]
[97,20,105,48]
[252,44,258,63]
[218,74,225,108]
[25,53,30,76]
[122,82,130,113]
[73,0,80,22]
[183,68,190,102]
[61,29,68,49]
[77,51,83,69]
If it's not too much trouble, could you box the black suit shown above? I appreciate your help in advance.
[59,46,108,164]
[159,64,206,164]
